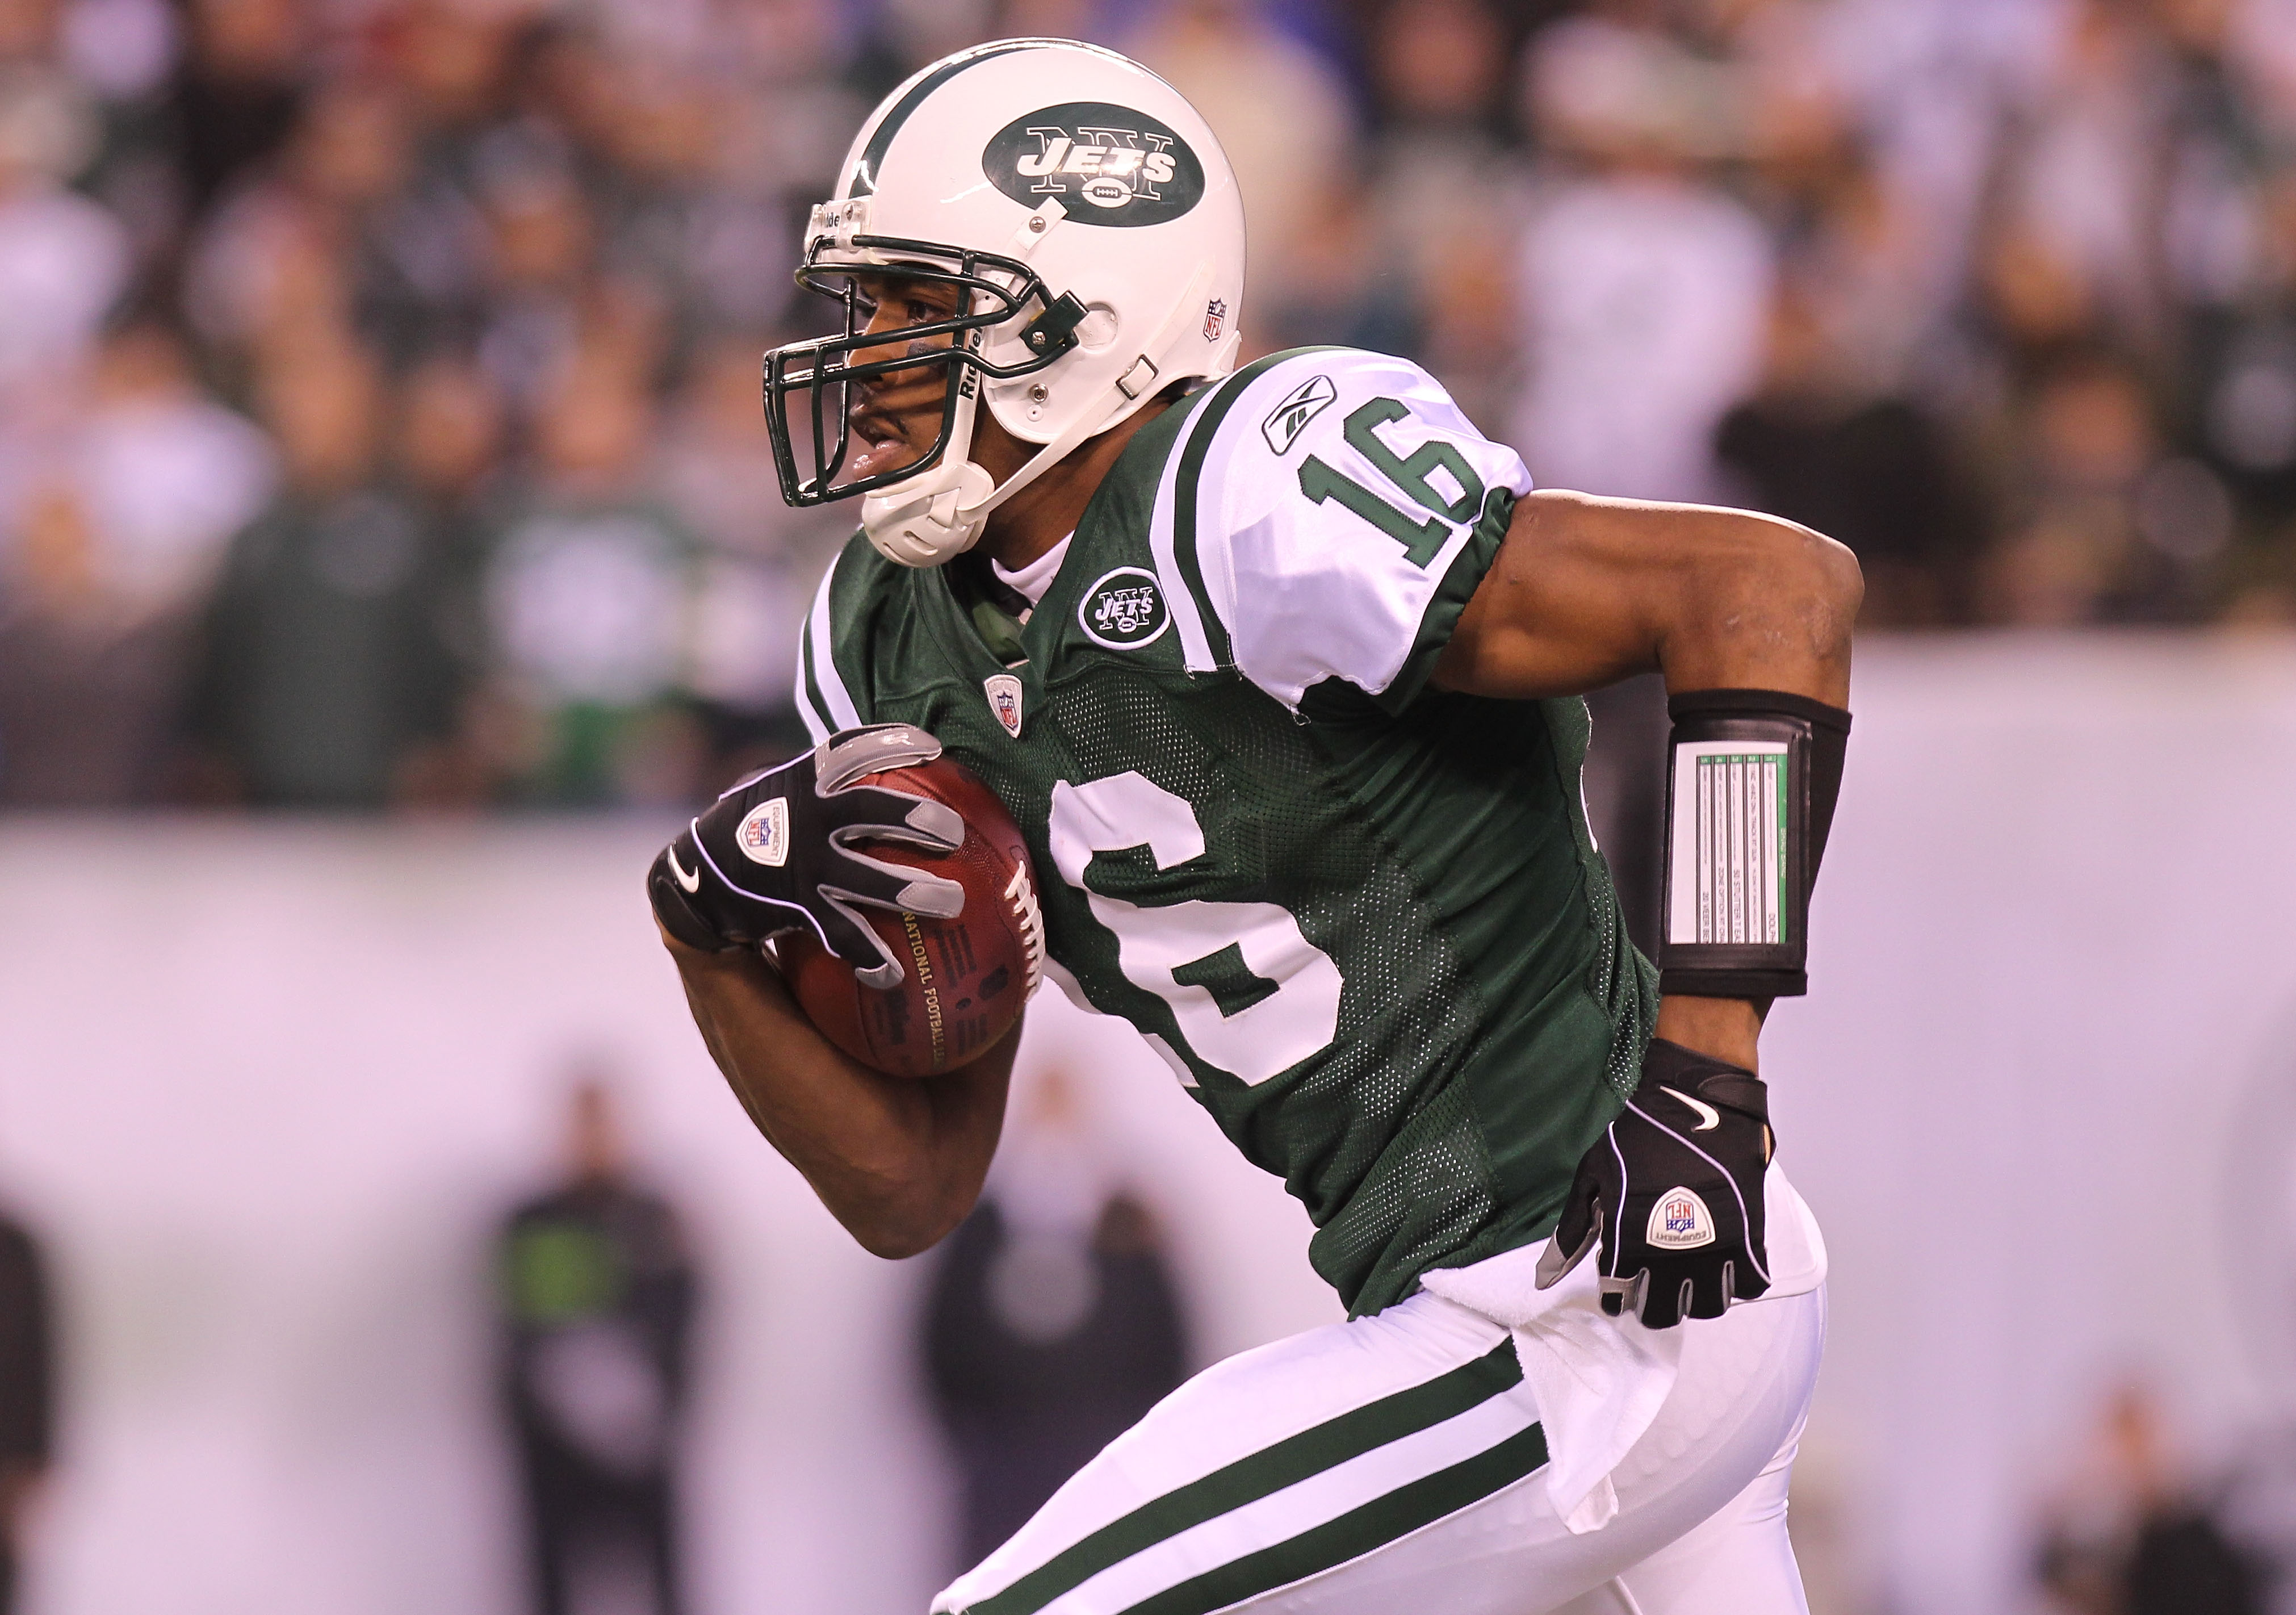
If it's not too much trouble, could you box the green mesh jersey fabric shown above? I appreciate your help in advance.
[799,354,1657,1316]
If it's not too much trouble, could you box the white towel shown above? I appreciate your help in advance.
[1418,1164,1826,1534]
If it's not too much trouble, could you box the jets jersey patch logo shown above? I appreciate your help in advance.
[1647,1187,1717,1250]
[1078,566,1170,650]
[1261,374,1338,455]
[738,798,790,867]
[984,672,1025,738]
[982,102,1205,227]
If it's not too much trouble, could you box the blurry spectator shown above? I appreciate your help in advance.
[1991,0,2183,362]
[186,337,470,806]
[479,353,703,805]
[498,1077,696,1615]
[1355,0,1522,428]
[714,0,866,205]
[0,321,271,803]
[64,321,275,614]
[167,0,304,224]
[0,1200,52,1615]
[184,74,424,405]
[1509,4,1775,500]
[0,61,125,405]
[2172,106,2296,617]
[2035,1382,2266,1615]
[1125,0,1356,338]
[659,332,835,773]
[471,128,605,416]
[923,1069,1188,1570]
[1983,346,2227,623]
[1717,278,1988,624]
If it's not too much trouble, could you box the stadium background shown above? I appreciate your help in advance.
[4,0,2296,1611]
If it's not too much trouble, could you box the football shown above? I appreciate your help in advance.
[778,754,1044,1078]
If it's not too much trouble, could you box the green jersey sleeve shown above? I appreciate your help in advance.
[1149,348,1532,714]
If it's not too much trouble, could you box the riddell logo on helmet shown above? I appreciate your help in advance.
[983,102,1205,227]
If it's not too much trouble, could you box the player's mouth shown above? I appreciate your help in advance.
[845,378,947,483]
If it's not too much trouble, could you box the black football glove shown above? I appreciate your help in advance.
[1534,1038,1774,1329]
[647,724,966,987]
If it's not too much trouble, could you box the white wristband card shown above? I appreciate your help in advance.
[1666,740,1790,948]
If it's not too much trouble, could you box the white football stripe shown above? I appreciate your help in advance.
[1149,395,1218,673]
[805,558,864,730]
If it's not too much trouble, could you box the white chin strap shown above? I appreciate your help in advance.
[858,379,1001,568]
[860,266,1214,570]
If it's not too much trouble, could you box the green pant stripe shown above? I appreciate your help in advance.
[967,1337,1522,1615]
[1124,1422,1552,1615]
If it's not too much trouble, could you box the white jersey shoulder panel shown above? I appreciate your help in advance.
[1153,348,1533,710]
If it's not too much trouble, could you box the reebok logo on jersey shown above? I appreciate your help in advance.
[738,798,791,867]
[1261,374,1337,455]
[982,102,1205,226]
[1648,1187,1717,1250]
[1079,567,1171,650]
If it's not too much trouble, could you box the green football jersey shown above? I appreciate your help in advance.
[798,347,1656,1316]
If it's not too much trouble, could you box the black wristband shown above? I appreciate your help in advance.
[1656,689,1850,999]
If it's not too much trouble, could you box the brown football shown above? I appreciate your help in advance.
[778,754,1044,1078]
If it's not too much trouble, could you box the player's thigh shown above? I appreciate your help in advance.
[1608,1438,1805,1615]
[931,1291,1534,1615]
[1225,1286,1825,1615]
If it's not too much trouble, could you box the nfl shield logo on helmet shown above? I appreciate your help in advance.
[1646,1187,1716,1250]
[983,673,1025,739]
[1203,298,1226,343]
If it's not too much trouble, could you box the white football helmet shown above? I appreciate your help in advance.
[762,38,1246,567]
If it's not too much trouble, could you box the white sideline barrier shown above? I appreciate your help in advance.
[1,632,2293,1615]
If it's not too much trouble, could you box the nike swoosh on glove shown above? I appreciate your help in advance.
[1533,1038,1774,1329]
[647,724,966,988]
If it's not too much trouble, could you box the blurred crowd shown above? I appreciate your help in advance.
[3,0,2296,810]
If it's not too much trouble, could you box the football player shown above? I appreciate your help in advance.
[649,39,1859,1615]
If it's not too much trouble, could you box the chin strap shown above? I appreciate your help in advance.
[860,263,1217,570]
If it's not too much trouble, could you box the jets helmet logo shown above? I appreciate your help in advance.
[983,102,1205,227]
[1078,566,1171,650]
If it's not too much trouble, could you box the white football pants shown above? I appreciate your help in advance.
[932,1278,1824,1615]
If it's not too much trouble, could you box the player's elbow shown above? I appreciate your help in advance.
[1698,511,1863,670]
[1793,523,1865,656]
[849,1203,963,1261]
[836,1170,974,1260]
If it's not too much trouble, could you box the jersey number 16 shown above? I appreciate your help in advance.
[1297,397,1486,568]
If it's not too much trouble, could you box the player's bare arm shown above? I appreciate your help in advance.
[1435,491,1862,1069]
[664,932,1016,1257]
[650,274,1153,1256]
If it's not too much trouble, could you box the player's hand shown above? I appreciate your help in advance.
[1534,1039,1773,1329]
[647,725,966,987]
